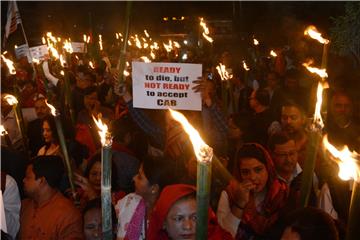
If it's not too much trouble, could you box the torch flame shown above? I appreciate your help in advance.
[242,60,250,71]
[270,50,277,57]
[323,135,360,182]
[303,61,328,78]
[304,25,330,44]
[92,114,112,147]
[253,38,259,46]
[123,70,130,77]
[47,42,60,59]
[89,61,95,69]
[60,70,65,76]
[63,40,73,53]
[99,35,103,51]
[42,37,46,44]
[115,33,119,39]
[150,51,156,59]
[140,56,151,63]
[199,18,213,43]
[45,100,57,116]
[3,94,18,105]
[0,125,8,136]
[135,35,142,49]
[59,54,66,67]
[173,41,181,48]
[144,29,150,38]
[1,54,16,74]
[312,82,328,129]
[216,63,233,81]
[169,109,213,163]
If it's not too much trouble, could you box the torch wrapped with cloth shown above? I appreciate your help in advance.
[92,114,113,240]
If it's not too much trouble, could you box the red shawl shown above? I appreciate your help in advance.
[148,184,233,240]
[226,143,289,236]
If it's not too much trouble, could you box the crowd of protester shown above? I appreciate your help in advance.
[1,31,360,240]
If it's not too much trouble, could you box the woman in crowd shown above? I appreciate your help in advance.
[37,115,62,156]
[217,143,288,239]
[115,155,173,240]
[74,152,123,209]
[147,184,233,240]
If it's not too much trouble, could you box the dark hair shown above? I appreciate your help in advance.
[281,99,306,116]
[41,115,59,144]
[84,152,101,178]
[268,131,293,152]
[32,155,64,189]
[142,155,174,192]
[254,88,270,106]
[237,143,267,166]
[229,113,253,142]
[281,207,339,240]
[83,86,98,96]
[82,197,117,229]
[110,117,135,143]
[285,68,301,80]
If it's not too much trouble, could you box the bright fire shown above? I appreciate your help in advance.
[323,135,360,182]
[0,125,8,136]
[253,38,259,46]
[270,50,277,57]
[169,109,213,163]
[1,54,16,75]
[199,18,213,43]
[99,35,103,51]
[140,56,151,63]
[242,60,250,71]
[92,114,112,147]
[303,61,328,78]
[45,100,57,116]
[216,63,233,81]
[304,25,330,44]
[89,61,95,69]
[3,94,18,106]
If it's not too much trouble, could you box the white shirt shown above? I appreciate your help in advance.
[3,174,21,239]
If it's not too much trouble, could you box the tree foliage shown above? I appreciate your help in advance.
[330,2,360,66]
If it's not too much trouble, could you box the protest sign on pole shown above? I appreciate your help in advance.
[132,62,202,111]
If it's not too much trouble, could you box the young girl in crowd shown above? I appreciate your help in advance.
[147,184,233,240]
[217,143,288,239]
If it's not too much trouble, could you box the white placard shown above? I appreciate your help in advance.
[14,44,30,60]
[71,42,86,53]
[132,62,202,111]
[29,45,48,61]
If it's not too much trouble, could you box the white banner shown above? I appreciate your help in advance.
[132,62,202,111]
[71,42,86,53]
[15,44,48,63]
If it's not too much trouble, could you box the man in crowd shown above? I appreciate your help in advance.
[19,155,84,239]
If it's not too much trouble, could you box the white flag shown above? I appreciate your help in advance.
[4,1,22,39]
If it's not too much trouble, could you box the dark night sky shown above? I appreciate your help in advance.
[1,1,347,47]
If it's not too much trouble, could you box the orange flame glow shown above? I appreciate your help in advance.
[253,38,259,46]
[44,100,56,116]
[1,54,16,74]
[216,63,233,81]
[199,18,213,43]
[99,35,103,51]
[242,60,250,71]
[323,135,360,182]
[92,114,112,147]
[140,56,151,63]
[270,50,277,57]
[89,61,95,69]
[0,125,8,136]
[303,61,328,78]
[169,109,213,163]
[304,25,329,44]
[3,94,18,106]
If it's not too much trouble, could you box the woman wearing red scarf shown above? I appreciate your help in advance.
[148,184,233,240]
[217,143,289,239]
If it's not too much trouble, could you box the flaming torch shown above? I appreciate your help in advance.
[1,54,16,75]
[92,114,113,240]
[323,135,360,240]
[169,109,233,239]
[45,100,78,203]
[216,63,234,114]
[299,61,329,207]
[199,18,213,43]
[3,94,28,152]
[304,25,330,68]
